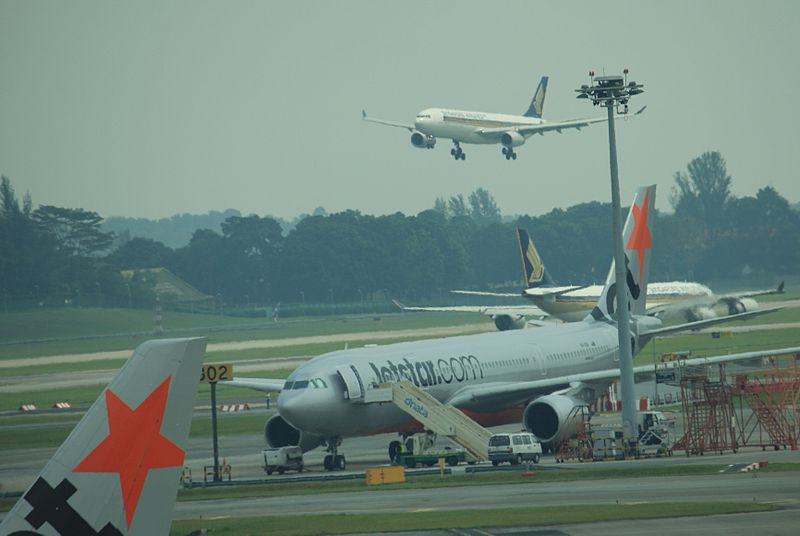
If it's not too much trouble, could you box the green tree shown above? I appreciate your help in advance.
[468,188,501,225]
[671,151,732,237]
[33,205,114,257]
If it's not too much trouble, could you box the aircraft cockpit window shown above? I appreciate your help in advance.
[292,380,309,390]
[283,381,294,389]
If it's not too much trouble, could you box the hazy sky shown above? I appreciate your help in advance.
[2,1,798,219]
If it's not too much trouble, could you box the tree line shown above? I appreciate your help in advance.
[1,152,797,313]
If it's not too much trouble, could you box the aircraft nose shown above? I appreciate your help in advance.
[277,385,338,433]
[276,390,305,427]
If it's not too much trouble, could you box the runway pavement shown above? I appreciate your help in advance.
[172,470,800,517]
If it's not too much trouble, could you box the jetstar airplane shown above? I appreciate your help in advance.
[445,228,785,327]
[228,185,788,471]
[362,76,644,161]
[0,338,207,536]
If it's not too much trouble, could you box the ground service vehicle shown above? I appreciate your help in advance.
[263,446,304,475]
[488,432,543,465]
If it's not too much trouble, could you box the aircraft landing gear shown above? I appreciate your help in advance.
[502,147,517,160]
[389,440,402,463]
[323,437,346,471]
[450,141,466,161]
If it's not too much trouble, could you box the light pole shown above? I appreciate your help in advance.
[576,70,644,446]
[357,289,364,314]
[329,288,335,316]
[300,291,305,315]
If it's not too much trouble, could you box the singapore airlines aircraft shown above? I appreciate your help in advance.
[229,186,787,471]
[363,76,645,161]
[444,228,784,327]
[0,338,207,536]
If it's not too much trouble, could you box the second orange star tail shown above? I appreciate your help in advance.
[590,185,657,321]
[0,338,207,536]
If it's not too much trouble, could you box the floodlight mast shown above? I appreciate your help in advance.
[576,70,644,448]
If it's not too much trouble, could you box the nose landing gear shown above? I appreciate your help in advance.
[323,437,346,471]
[450,141,466,161]
[502,147,517,160]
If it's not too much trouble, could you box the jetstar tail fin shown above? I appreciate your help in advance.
[0,338,207,536]
[590,185,656,321]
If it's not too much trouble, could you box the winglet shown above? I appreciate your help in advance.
[0,338,207,536]
[362,109,367,119]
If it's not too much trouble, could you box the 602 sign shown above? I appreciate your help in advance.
[201,364,233,383]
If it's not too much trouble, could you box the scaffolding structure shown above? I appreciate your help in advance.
[554,406,593,463]
[732,352,800,451]
[674,364,738,456]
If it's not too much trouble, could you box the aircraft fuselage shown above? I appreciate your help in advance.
[414,108,544,145]
[277,318,632,439]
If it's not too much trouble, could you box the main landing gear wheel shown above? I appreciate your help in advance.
[451,142,466,161]
[501,147,517,160]
[323,454,346,471]
[389,440,402,463]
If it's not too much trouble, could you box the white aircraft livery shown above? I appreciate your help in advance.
[0,338,207,536]
[228,185,788,471]
[363,76,644,160]
[440,228,784,327]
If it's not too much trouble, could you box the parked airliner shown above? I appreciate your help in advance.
[441,228,784,328]
[363,76,644,161]
[229,186,786,471]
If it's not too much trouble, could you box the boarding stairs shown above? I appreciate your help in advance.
[364,381,492,460]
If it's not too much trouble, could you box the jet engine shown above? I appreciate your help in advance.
[410,131,436,149]
[492,314,527,331]
[264,414,324,452]
[522,394,587,449]
[500,131,525,148]
[721,297,758,316]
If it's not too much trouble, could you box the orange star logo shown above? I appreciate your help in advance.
[625,190,652,284]
[74,377,183,528]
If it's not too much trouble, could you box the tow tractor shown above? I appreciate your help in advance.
[394,431,470,468]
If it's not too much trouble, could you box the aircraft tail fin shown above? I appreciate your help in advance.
[516,228,555,288]
[590,185,657,321]
[0,338,207,536]
[523,76,549,118]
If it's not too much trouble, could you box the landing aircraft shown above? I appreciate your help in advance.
[363,76,644,161]
[0,338,207,536]
[446,228,784,327]
[229,185,787,471]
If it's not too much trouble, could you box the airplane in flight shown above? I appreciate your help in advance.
[444,228,785,327]
[228,185,788,471]
[362,76,645,161]
[0,338,207,536]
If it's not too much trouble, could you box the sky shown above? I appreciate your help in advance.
[1,1,798,220]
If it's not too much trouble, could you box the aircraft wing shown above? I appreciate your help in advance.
[720,281,785,300]
[523,285,589,298]
[475,106,646,137]
[227,377,285,393]
[447,344,800,409]
[361,109,414,131]
[639,305,784,340]
[450,289,521,298]
[393,299,545,316]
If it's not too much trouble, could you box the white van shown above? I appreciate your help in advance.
[488,432,542,465]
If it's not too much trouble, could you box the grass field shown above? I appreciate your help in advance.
[0,308,485,360]
[169,502,776,536]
